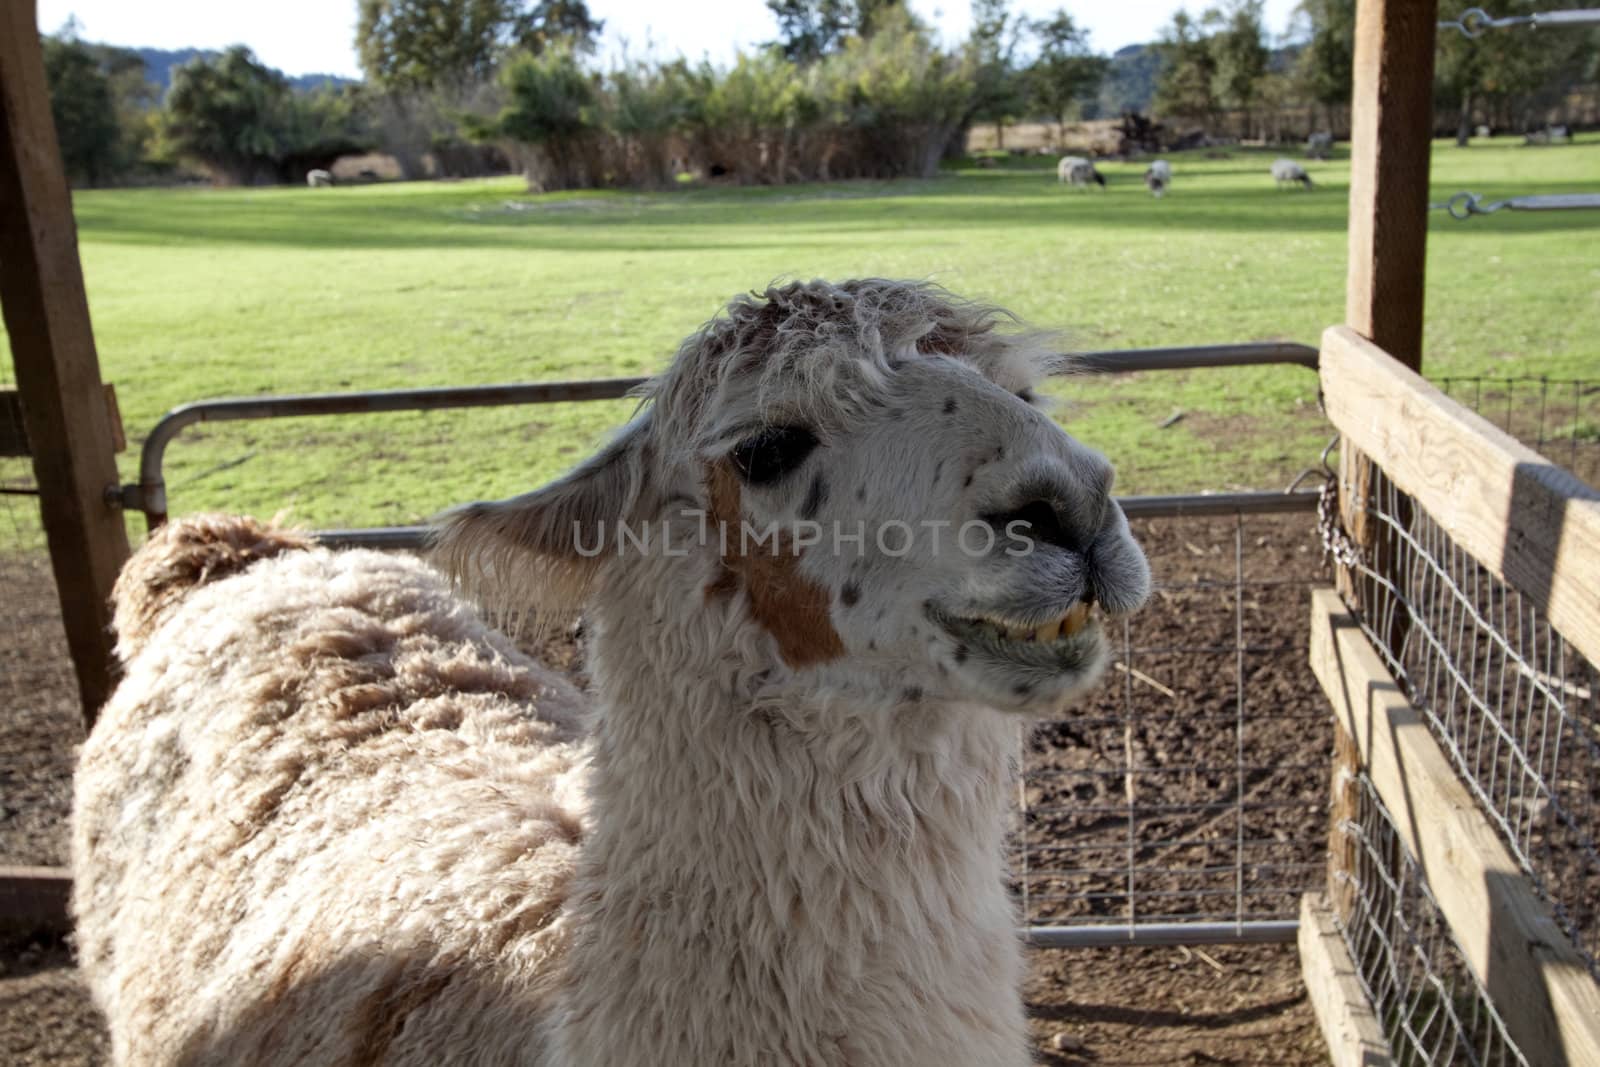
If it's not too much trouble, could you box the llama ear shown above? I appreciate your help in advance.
[431,415,653,628]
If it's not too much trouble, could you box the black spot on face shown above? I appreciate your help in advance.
[962,473,973,489]
[995,444,1006,460]
[856,485,866,502]
[799,474,828,521]
[902,687,923,703]
[943,397,958,414]
[953,645,968,664]
[840,581,860,607]
[867,639,876,651]
[1013,682,1033,696]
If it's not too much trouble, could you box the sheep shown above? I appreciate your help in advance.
[73,279,1152,1066]
[1057,155,1105,188]
[306,168,333,188]
[1270,157,1314,189]
[1525,124,1570,145]
[1305,131,1333,160]
[1144,159,1171,198]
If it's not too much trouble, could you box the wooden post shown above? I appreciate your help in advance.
[1345,0,1437,366]
[0,1,130,724]
[1324,0,1437,931]
[1338,0,1437,622]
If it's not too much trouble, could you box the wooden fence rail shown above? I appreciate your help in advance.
[1310,589,1600,1067]
[1320,325,1600,668]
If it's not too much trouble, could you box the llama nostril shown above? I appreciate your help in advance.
[983,498,1081,553]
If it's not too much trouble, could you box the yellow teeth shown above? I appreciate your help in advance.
[1061,602,1092,637]
[977,603,1094,644]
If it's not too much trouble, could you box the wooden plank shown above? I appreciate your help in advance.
[0,865,71,933]
[0,1,129,723]
[1326,723,1362,923]
[1322,325,1600,669]
[1299,892,1394,1067]
[1,384,126,456]
[1310,588,1600,1067]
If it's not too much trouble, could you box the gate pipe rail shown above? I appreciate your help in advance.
[114,341,1318,529]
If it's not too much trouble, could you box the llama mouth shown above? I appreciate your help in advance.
[955,603,1095,644]
[927,600,1104,674]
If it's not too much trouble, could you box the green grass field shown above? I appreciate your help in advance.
[8,137,1598,530]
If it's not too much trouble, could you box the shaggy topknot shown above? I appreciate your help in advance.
[111,513,312,659]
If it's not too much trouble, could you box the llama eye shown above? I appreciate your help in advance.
[1015,388,1038,405]
[729,426,819,485]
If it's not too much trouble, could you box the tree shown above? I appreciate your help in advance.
[854,0,907,39]
[356,0,603,92]
[1152,11,1218,123]
[963,0,1028,148]
[1294,0,1354,115]
[1204,0,1268,133]
[764,0,908,63]
[1025,10,1108,142]
[766,0,852,63]
[41,29,121,185]
[1434,0,1587,143]
[164,47,368,184]
[493,46,601,189]
[512,1,605,57]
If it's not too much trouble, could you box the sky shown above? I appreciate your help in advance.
[38,0,1303,79]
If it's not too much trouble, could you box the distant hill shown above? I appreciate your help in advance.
[127,46,359,96]
[1098,44,1161,116]
[1094,41,1305,118]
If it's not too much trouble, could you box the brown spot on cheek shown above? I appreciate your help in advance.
[703,462,846,668]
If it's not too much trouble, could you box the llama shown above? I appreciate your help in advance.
[307,168,333,187]
[1270,157,1313,189]
[1144,159,1171,198]
[1305,131,1333,160]
[73,279,1151,1066]
[1056,155,1104,188]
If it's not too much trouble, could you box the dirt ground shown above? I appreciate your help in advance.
[1,513,1333,1066]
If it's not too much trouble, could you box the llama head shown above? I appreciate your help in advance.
[438,279,1149,715]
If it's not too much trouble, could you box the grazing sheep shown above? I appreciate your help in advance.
[1305,131,1333,160]
[306,168,333,187]
[1057,155,1105,188]
[1271,157,1314,189]
[1144,159,1172,198]
[74,279,1151,1066]
[1525,124,1570,145]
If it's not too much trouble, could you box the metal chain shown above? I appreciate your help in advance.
[1313,434,1364,570]
[1440,6,1600,37]
[1430,191,1600,220]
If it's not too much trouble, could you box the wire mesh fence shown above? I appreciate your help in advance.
[1015,505,1333,937]
[1335,773,1530,1067]
[1341,461,1600,978]
[1435,374,1600,487]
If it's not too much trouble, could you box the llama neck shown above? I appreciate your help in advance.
[550,598,1031,1065]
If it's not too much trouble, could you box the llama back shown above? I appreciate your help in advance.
[73,515,589,1065]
